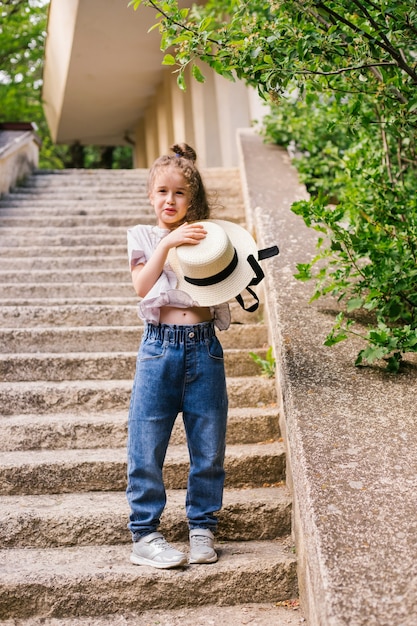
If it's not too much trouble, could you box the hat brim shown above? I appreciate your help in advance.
[167,220,259,307]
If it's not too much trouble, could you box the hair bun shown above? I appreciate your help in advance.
[171,143,197,162]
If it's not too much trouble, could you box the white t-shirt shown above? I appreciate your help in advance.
[127,224,231,330]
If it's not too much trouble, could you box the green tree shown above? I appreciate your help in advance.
[0,0,68,167]
[0,0,47,120]
[130,0,417,370]
[0,1,133,169]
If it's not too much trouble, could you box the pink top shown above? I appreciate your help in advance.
[127,224,231,330]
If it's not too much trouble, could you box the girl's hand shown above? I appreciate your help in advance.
[162,222,207,250]
[131,223,206,298]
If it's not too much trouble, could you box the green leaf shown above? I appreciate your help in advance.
[346,297,363,312]
[162,54,176,66]
[192,64,206,83]
[177,72,186,91]
[198,17,212,31]
[324,331,348,346]
[148,21,162,33]
[294,263,312,281]
[386,353,402,373]
[249,347,276,378]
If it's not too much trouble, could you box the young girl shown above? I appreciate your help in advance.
[126,143,230,569]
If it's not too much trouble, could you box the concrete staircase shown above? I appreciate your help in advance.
[0,169,298,624]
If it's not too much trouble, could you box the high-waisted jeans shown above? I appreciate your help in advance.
[126,321,228,540]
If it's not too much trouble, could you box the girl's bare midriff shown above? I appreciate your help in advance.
[159,305,213,325]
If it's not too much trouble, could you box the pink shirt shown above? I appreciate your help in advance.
[127,224,231,330]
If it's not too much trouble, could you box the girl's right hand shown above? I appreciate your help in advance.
[162,222,207,250]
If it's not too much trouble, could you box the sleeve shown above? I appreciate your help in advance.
[210,303,231,331]
[127,226,148,269]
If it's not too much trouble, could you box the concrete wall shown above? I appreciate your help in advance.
[0,130,41,196]
[238,128,417,626]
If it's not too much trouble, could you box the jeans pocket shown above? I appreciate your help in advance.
[206,336,224,361]
[138,339,166,361]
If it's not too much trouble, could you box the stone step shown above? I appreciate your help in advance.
[0,282,135,299]
[0,347,268,381]
[0,486,291,548]
[1,281,263,303]
[0,602,305,626]
[0,202,240,217]
[0,225,130,237]
[0,199,150,209]
[0,215,151,228]
[0,194,243,205]
[0,245,127,258]
[0,205,243,225]
[0,540,297,620]
[0,204,147,216]
[23,168,148,179]
[0,206,243,233]
[17,173,143,180]
[0,187,148,197]
[9,188,243,202]
[0,256,128,271]
[0,301,261,326]
[0,442,285,495]
[13,183,148,192]
[16,180,147,191]
[9,188,148,197]
[0,323,268,352]
[0,406,279,451]
[1,186,148,196]
[0,296,135,306]
[0,304,137,327]
[0,269,131,284]
[22,167,240,182]
[0,376,276,416]
[0,234,131,247]
[4,200,240,219]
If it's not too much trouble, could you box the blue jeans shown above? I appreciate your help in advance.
[126,321,228,540]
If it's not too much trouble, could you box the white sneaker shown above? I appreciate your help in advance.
[189,528,218,564]
[130,532,187,569]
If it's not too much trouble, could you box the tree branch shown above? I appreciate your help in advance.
[296,61,397,76]
[350,0,396,50]
[375,105,394,184]
[145,0,219,46]
[405,13,417,37]
[313,0,417,83]
[368,65,408,104]
[295,0,417,94]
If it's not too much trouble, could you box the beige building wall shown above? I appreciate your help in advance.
[170,73,196,149]
[42,0,80,142]
[132,66,255,168]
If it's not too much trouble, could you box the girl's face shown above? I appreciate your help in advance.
[149,167,192,229]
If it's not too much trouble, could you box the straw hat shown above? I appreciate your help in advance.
[167,220,261,307]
